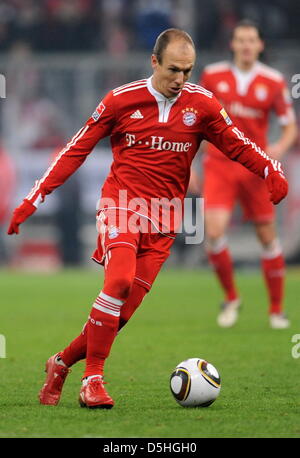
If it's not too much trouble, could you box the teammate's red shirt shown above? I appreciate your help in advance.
[26,76,283,234]
[199,61,294,221]
[200,60,295,158]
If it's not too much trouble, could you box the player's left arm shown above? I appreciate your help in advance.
[266,80,298,160]
[202,95,288,204]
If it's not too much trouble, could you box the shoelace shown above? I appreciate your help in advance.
[57,366,71,377]
[89,378,107,393]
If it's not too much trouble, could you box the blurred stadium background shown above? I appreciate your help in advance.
[0,0,299,272]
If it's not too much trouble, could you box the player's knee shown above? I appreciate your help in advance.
[103,246,137,301]
[205,211,229,240]
[261,237,282,258]
[205,219,226,240]
[104,275,133,302]
[206,235,228,253]
[255,223,276,247]
[116,276,133,300]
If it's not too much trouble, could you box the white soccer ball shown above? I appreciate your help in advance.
[170,358,221,407]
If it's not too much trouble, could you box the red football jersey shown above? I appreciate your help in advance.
[26,76,283,234]
[200,60,295,159]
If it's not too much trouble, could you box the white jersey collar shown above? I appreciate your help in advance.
[231,62,259,96]
[147,76,181,104]
[146,76,180,123]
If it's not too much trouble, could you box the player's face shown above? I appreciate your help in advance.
[230,26,264,68]
[151,41,195,98]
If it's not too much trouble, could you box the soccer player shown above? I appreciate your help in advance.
[192,19,297,329]
[7,28,288,409]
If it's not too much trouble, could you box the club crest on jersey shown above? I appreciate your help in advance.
[255,84,268,101]
[107,225,120,239]
[220,108,232,125]
[92,101,106,121]
[182,108,197,126]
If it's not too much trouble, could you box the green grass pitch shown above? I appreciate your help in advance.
[0,267,299,438]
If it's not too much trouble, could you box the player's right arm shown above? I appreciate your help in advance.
[7,92,116,235]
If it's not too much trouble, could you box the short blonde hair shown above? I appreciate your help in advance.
[153,28,195,64]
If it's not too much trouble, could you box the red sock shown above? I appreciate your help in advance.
[261,254,285,314]
[208,248,238,302]
[59,282,147,368]
[60,323,87,367]
[118,282,148,331]
[59,247,137,376]
[84,246,136,378]
[83,292,123,378]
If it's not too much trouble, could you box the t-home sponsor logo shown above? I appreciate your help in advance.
[0,334,6,358]
[0,74,6,98]
[125,133,193,153]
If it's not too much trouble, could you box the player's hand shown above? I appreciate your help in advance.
[265,167,288,205]
[7,199,37,235]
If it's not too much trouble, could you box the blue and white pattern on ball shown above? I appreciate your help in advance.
[170,358,221,407]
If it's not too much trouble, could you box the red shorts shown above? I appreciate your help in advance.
[203,155,275,222]
[91,208,175,291]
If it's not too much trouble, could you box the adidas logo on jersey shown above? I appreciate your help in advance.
[130,110,144,119]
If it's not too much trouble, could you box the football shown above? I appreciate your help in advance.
[170,358,221,407]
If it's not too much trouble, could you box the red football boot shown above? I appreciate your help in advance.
[39,353,71,405]
[79,376,114,409]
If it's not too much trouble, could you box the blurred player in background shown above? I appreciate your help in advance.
[191,20,297,329]
[8,28,288,409]
[0,143,15,264]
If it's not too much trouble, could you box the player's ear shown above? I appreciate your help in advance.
[151,54,159,71]
[259,39,265,54]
